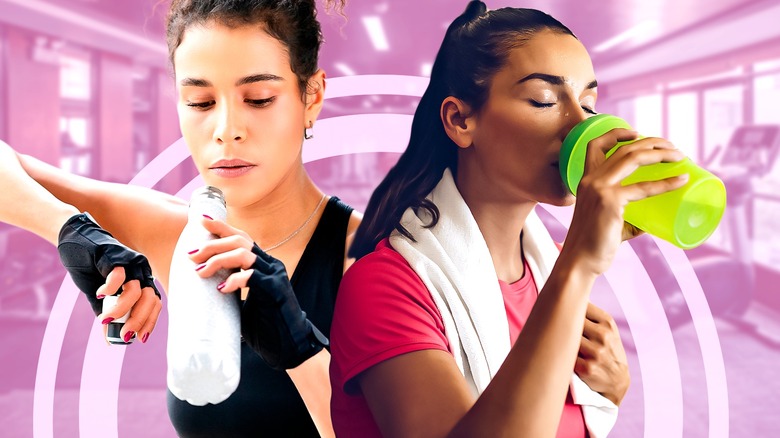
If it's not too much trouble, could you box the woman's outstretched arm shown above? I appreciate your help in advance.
[15,150,187,286]
[0,139,79,245]
[1,139,173,342]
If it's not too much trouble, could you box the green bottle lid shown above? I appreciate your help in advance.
[559,113,727,249]
[559,114,633,195]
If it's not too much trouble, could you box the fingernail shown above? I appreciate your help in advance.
[124,331,135,343]
[141,333,150,343]
[217,282,226,291]
[96,294,106,300]
[203,214,213,220]
[101,317,114,325]
[187,249,198,255]
[195,263,206,271]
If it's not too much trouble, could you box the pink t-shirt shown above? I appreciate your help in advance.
[330,239,587,438]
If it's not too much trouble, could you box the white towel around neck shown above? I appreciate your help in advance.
[389,169,618,437]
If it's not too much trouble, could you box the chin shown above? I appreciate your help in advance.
[539,184,575,207]
[542,191,576,207]
[544,198,571,207]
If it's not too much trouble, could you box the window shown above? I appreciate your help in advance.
[754,58,780,73]
[58,46,95,176]
[754,73,780,125]
[132,66,155,173]
[704,86,743,165]
[59,54,91,101]
[753,69,780,197]
[667,93,699,160]
[615,94,663,137]
[633,95,663,137]
[59,116,91,175]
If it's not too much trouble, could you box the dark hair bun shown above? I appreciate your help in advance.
[462,0,487,20]
[447,0,487,34]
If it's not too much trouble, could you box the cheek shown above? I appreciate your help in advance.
[265,109,302,142]
[478,102,537,149]
[178,111,211,168]
[475,110,538,167]
[478,105,562,164]
[258,99,306,152]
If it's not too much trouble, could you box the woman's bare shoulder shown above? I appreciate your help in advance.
[343,209,363,273]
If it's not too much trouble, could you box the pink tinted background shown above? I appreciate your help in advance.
[1,0,779,436]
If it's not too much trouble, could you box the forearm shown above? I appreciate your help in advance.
[287,349,336,438]
[452,253,598,437]
[17,151,119,217]
[17,151,186,261]
[0,141,78,245]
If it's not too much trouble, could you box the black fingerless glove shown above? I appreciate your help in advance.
[57,212,160,316]
[242,243,329,370]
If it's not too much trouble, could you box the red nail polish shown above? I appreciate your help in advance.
[187,249,199,255]
[195,264,206,271]
[202,214,213,220]
[141,333,149,343]
[124,331,135,343]
[101,317,114,325]
[96,294,106,300]
[217,282,226,291]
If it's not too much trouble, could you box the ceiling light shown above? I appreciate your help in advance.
[334,62,356,76]
[593,20,660,53]
[362,16,389,51]
[421,63,433,77]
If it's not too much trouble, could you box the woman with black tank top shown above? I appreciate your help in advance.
[0,1,359,436]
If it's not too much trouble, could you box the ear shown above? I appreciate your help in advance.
[440,96,476,149]
[304,69,326,127]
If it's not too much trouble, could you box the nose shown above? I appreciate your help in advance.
[213,102,247,145]
[559,103,592,142]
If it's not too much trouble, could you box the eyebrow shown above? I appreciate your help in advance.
[179,73,285,88]
[518,73,598,89]
[236,73,285,86]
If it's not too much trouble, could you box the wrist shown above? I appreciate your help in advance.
[606,371,630,406]
[601,382,628,406]
[53,206,82,244]
[554,247,600,286]
[59,207,82,223]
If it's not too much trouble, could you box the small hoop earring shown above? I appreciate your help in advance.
[304,121,314,140]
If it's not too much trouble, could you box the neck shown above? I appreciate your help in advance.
[226,163,324,250]
[455,166,536,283]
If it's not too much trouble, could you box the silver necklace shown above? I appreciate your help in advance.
[264,195,327,252]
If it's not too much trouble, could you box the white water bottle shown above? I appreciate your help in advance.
[167,186,241,406]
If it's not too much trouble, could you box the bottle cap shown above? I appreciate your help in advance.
[190,186,225,206]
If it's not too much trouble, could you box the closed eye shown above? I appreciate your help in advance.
[246,97,275,108]
[186,100,215,110]
[529,100,555,108]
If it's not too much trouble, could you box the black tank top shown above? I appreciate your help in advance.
[167,197,354,437]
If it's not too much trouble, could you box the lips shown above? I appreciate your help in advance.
[210,158,254,169]
[209,158,256,178]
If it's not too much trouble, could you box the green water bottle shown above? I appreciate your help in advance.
[560,114,727,249]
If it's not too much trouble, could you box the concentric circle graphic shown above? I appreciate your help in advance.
[33,75,728,437]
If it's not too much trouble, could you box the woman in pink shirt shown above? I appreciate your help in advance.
[331,2,688,437]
